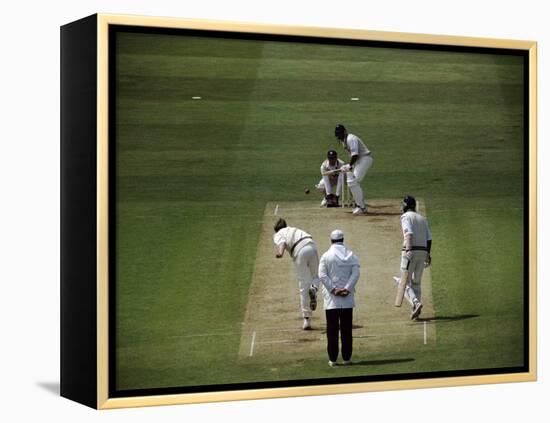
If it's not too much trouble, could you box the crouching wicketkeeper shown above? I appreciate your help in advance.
[316,149,345,207]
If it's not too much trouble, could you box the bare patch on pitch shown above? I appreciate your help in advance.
[239,200,435,361]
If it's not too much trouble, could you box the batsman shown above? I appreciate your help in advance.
[334,124,373,215]
[394,196,432,320]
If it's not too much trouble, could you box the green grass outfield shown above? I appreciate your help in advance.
[114,31,525,390]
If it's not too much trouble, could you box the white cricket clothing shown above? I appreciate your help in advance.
[399,211,432,306]
[274,227,320,318]
[321,158,345,174]
[317,158,345,196]
[400,251,427,304]
[319,243,360,310]
[344,134,370,157]
[401,210,432,247]
[348,155,373,183]
[273,227,314,259]
[343,133,373,209]
[295,244,320,318]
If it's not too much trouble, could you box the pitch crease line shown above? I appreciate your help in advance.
[255,330,424,344]
[249,331,257,357]
[274,204,279,215]
[423,321,427,345]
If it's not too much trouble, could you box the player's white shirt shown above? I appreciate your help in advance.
[400,210,432,248]
[344,133,370,157]
[317,158,344,196]
[320,158,345,174]
[273,227,314,258]
[320,158,345,186]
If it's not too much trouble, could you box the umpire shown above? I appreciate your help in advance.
[319,229,361,367]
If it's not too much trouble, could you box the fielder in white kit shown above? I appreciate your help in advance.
[273,218,321,330]
[334,124,373,215]
[316,149,345,207]
[395,196,432,320]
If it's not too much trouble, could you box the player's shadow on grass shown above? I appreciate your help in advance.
[349,358,415,366]
[417,314,480,323]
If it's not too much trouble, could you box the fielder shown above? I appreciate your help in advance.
[273,218,321,330]
[394,196,432,320]
[318,229,360,366]
[316,149,345,207]
[334,124,373,215]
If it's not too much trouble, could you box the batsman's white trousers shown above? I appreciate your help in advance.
[348,155,373,183]
[400,250,428,306]
[294,243,320,318]
[346,155,373,208]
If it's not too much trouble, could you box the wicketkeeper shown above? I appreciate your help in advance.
[316,149,345,207]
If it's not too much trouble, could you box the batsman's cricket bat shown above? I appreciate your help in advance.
[321,168,343,176]
[394,270,409,307]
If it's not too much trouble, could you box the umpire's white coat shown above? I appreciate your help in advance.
[318,243,360,310]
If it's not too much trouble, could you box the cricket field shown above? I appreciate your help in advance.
[113,30,525,391]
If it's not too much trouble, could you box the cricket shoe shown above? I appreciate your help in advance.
[392,276,400,286]
[328,361,337,367]
[308,286,318,311]
[411,302,423,320]
[352,206,367,216]
[303,317,312,330]
[320,198,327,207]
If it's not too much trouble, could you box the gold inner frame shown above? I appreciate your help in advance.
[95,13,537,409]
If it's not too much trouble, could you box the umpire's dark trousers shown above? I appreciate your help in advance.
[325,308,353,362]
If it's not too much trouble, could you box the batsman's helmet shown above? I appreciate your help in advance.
[335,124,347,140]
[327,149,338,159]
[402,196,417,212]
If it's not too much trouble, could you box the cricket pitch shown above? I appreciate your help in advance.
[239,199,435,363]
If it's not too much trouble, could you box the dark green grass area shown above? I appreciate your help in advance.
[115,201,262,389]
[115,32,525,389]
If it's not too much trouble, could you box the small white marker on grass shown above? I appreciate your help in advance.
[192,96,202,100]
[274,204,279,215]
[350,97,360,101]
